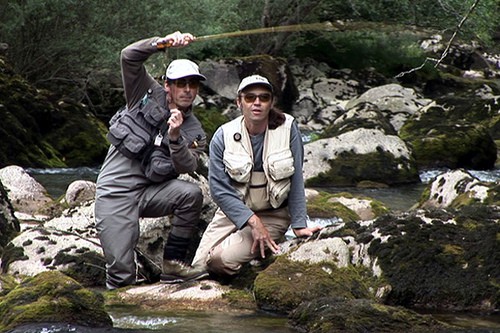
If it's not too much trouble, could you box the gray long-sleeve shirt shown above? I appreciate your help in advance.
[208,120,308,230]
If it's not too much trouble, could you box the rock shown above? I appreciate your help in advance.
[0,180,20,254]
[0,165,53,216]
[287,238,350,266]
[303,128,419,187]
[1,171,215,288]
[419,169,499,209]
[345,83,432,132]
[367,209,499,311]
[199,60,241,100]
[289,297,451,333]
[253,255,376,313]
[255,175,499,315]
[0,271,112,331]
[64,180,96,207]
[199,55,298,112]
[305,191,390,221]
[400,102,497,170]
[114,280,234,311]
[328,101,397,135]
[2,202,105,286]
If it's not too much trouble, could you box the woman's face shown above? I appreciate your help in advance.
[237,86,273,125]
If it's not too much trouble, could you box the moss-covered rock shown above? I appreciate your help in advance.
[400,104,497,170]
[0,56,109,168]
[305,148,420,187]
[0,274,18,296]
[289,297,452,333]
[306,191,390,221]
[368,210,499,311]
[253,256,377,314]
[0,271,112,331]
[418,169,500,209]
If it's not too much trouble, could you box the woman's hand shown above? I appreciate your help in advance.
[293,226,323,238]
[248,214,280,258]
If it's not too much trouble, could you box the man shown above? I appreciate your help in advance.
[95,31,208,290]
[191,74,321,276]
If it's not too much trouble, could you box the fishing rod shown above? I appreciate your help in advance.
[152,21,340,49]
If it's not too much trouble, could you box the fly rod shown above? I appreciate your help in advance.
[152,21,339,49]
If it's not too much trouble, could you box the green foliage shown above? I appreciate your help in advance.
[193,107,229,144]
[0,0,498,99]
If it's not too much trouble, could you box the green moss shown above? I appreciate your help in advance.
[0,271,111,331]
[307,192,360,221]
[370,200,390,216]
[193,107,229,143]
[368,211,499,310]
[222,289,256,310]
[0,275,19,296]
[305,151,419,187]
[307,191,389,221]
[254,256,379,314]
[400,105,497,169]
[484,183,500,205]
[441,244,464,256]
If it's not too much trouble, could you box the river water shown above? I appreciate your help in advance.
[14,167,500,332]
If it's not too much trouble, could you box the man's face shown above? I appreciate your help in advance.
[237,86,273,124]
[165,76,200,110]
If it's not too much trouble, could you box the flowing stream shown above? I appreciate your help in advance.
[15,167,500,332]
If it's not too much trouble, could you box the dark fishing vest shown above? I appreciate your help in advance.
[106,86,180,182]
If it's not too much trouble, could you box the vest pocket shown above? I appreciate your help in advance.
[267,149,295,181]
[141,99,168,127]
[268,179,291,208]
[107,113,152,159]
[223,152,253,183]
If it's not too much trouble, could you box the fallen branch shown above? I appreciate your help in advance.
[395,0,481,79]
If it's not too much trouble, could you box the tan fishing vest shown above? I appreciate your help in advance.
[222,114,295,211]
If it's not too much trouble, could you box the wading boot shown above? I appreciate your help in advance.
[160,260,209,284]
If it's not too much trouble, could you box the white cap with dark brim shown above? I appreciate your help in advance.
[166,59,206,80]
[237,75,273,93]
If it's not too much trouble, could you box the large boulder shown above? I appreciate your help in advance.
[0,271,112,331]
[303,128,420,187]
[0,180,20,256]
[1,201,105,286]
[254,172,499,316]
[289,297,451,333]
[200,55,298,112]
[418,169,500,209]
[400,102,497,170]
[0,165,54,216]
[0,168,215,288]
[345,83,432,132]
[306,190,390,221]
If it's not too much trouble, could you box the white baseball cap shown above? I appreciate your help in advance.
[237,75,273,93]
[165,59,206,80]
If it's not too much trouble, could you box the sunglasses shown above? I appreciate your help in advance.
[173,79,200,89]
[242,93,272,103]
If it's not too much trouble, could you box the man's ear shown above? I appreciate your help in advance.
[164,81,170,93]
